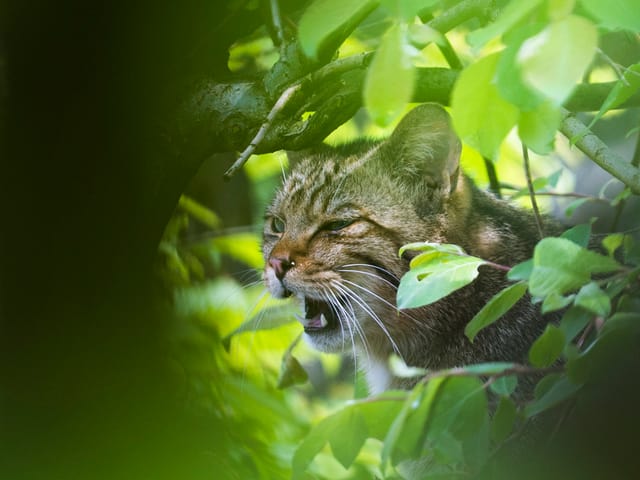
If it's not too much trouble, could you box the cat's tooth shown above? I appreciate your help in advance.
[320,313,328,328]
[295,313,308,326]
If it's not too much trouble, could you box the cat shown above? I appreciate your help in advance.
[262,103,556,395]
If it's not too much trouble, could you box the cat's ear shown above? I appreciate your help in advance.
[385,103,461,194]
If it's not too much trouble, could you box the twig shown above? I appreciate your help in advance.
[224,83,300,180]
[522,144,545,239]
[419,363,563,385]
[611,127,640,230]
[270,0,286,58]
[484,157,502,199]
[559,108,640,195]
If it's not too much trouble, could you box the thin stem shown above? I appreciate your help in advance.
[224,83,300,180]
[270,0,286,58]
[611,125,640,230]
[522,143,545,239]
[484,157,502,199]
[559,108,640,195]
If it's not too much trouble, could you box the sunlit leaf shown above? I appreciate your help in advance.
[465,282,528,342]
[518,100,562,154]
[517,15,597,105]
[529,238,620,298]
[178,195,222,229]
[328,408,369,469]
[389,354,427,378]
[602,233,624,257]
[208,232,264,268]
[398,253,487,309]
[588,63,640,129]
[299,0,378,59]
[495,22,547,111]
[364,22,416,126]
[529,324,565,367]
[451,53,519,160]
[580,0,640,31]
[574,282,611,318]
[467,0,544,48]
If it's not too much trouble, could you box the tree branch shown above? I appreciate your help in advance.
[559,108,640,195]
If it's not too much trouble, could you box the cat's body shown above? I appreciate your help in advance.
[263,104,556,395]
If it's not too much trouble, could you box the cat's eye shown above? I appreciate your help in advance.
[271,216,286,233]
[322,219,354,232]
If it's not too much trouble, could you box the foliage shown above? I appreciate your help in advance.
[160,0,640,479]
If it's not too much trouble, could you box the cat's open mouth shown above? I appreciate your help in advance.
[297,297,339,334]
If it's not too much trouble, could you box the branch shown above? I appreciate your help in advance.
[223,84,300,179]
[559,108,640,195]
[522,144,545,239]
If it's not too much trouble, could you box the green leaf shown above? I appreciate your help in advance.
[561,222,591,247]
[547,0,576,21]
[467,0,545,48]
[208,232,265,268]
[529,237,620,298]
[517,15,598,105]
[496,22,547,112]
[580,0,640,31]
[460,362,516,376]
[178,195,221,229]
[328,408,369,469]
[293,413,341,474]
[525,375,580,417]
[381,382,431,466]
[489,375,518,397]
[222,300,298,349]
[277,352,309,389]
[465,282,528,342]
[518,100,562,154]
[567,313,640,385]
[529,324,565,367]
[298,0,378,59]
[559,306,592,343]
[364,22,416,126]
[541,292,575,313]
[451,53,520,160]
[602,233,624,257]
[507,259,533,282]
[427,376,488,441]
[397,253,487,309]
[389,354,427,378]
[564,197,590,217]
[491,396,517,443]
[574,282,611,318]
[588,63,640,130]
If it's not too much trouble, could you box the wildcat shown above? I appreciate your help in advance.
[262,103,554,395]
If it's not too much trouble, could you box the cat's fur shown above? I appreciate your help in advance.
[263,104,555,395]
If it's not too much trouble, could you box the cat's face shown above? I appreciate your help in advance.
[262,104,462,358]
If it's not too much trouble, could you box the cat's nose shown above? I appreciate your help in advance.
[269,256,295,281]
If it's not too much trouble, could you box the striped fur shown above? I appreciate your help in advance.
[263,104,556,395]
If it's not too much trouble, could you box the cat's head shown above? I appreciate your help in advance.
[262,104,464,356]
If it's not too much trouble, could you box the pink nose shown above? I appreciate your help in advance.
[269,256,294,280]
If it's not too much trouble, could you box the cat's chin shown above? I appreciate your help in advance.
[303,330,349,354]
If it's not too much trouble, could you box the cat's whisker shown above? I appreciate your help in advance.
[337,267,399,292]
[340,263,400,281]
[332,281,401,357]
